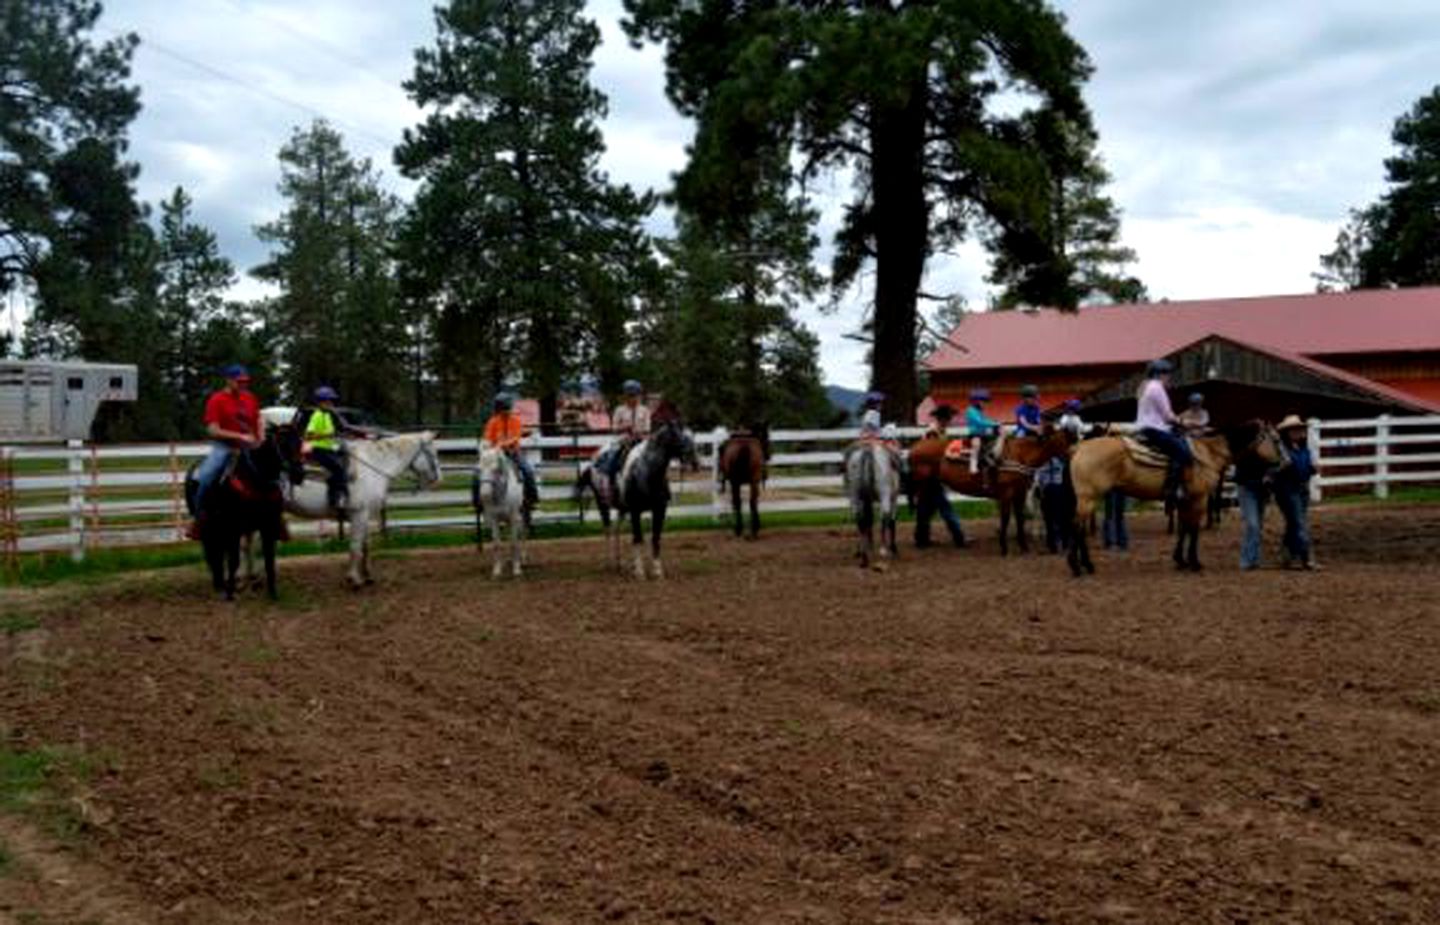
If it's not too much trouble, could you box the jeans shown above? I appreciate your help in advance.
[916,481,965,546]
[1139,427,1194,465]
[511,451,538,502]
[1237,481,1268,569]
[193,442,232,512]
[311,447,347,504]
[1102,489,1128,550]
[1273,485,1311,562]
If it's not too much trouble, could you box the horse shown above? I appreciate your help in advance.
[907,427,1074,556]
[576,416,699,579]
[471,441,527,579]
[282,431,442,588]
[186,427,305,601]
[717,425,769,539]
[843,440,901,570]
[1066,420,1286,576]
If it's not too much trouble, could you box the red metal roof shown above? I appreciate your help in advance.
[926,287,1440,372]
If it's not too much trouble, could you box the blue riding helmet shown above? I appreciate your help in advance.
[1020,384,1039,398]
[1188,392,1205,406]
[622,379,643,396]
[864,390,886,405]
[221,363,250,380]
[313,385,339,403]
[969,388,991,403]
[1147,358,1173,376]
[1064,398,1082,411]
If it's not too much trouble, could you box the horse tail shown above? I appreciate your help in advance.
[858,445,876,528]
[716,439,731,492]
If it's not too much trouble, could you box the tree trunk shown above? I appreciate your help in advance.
[868,77,929,424]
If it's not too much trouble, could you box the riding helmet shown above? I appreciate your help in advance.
[221,363,251,381]
[622,379,643,396]
[1020,384,1039,398]
[1188,392,1204,405]
[313,385,339,403]
[969,388,991,402]
[864,390,886,405]
[1147,358,1173,376]
[1064,398,1082,411]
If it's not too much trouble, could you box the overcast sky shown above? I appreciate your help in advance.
[19,0,1437,387]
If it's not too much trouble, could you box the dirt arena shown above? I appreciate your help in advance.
[2,503,1439,924]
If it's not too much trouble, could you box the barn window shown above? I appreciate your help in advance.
[68,377,84,390]
[109,376,124,389]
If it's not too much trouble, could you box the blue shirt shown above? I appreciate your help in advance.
[1015,401,1043,434]
[965,405,997,436]
[1274,444,1316,489]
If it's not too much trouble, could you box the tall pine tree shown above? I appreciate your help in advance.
[395,0,652,426]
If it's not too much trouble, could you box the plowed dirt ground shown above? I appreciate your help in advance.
[2,503,1439,923]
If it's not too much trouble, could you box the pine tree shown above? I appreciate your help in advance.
[395,0,652,426]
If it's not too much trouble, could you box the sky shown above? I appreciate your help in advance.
[17,0,1439,388]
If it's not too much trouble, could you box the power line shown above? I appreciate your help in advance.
[210,0,404,90]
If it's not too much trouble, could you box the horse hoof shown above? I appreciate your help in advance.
[364,577,375,586]
[1084,561,1096,575]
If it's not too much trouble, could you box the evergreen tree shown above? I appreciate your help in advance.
[625,0,1100,421]
[395,0,652,426]
[254,121,408,416]
[154,187,236,434]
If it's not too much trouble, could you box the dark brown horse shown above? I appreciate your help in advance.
[908,428,1073,556]
[717,425,769,539]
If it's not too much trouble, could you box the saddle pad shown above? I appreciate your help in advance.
[943,439,970,462]
[1122,435,1189,469]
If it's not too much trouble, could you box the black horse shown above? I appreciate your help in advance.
[186,427,304,600]
[578,409,698,579]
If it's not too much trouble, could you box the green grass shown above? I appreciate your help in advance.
[0,743,102,842]
[1,614,41,635]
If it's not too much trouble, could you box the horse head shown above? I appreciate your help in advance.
[271,424,307,486]
[410,432,443,487]
[655,418,700,471]
[1224,419,1287,468]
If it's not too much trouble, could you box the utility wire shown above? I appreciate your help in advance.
[210,0,404,89]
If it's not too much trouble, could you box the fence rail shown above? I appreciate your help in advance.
[3,414,1439,565]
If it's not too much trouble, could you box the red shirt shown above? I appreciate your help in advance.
[203,389,260,444]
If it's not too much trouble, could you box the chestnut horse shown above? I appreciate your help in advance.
[1067,420,1285,576]
[908,428,1073,556]
[717,426,769,539]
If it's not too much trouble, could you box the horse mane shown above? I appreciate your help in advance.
[652,399,681,426]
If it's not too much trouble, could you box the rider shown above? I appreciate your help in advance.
[858,390,885,438]
[1178,392,1210,434]
[1013,384,1044,437]
[606,379,652,480]
[1135,359,1192,501]
[302,385,360,514]
[189,364,263,539]
[1058,398,1086,439]
[482,391,540,511]
[964,388,1000,476]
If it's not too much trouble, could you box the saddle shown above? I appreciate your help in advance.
[943,439,970,462]
[1122,433,1191,469]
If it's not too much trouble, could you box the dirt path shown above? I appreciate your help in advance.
[2,504,1439,922]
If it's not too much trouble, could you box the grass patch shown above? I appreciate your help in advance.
[1404,690,1440,715]
[0,743,103,842]
[1,614,41,635]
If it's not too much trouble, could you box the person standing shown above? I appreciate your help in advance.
[915,404,966,548]
[1234,424,1273,571]
[1102,489,1128,552]
[1272,414,1320,570]
[188,364,263,539]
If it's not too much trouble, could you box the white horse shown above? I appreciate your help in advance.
[471,441,527,579]
[844,440,901,570]
[284,431,442,588]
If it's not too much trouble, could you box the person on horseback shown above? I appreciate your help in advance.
[483,392,539,514]
[964,388,1000,476]
[1058,398,1086,439]
[1013,384,1044,437]
[605,379,652,480]
[915,403,966,549]
[1136,359,1192,501]
[858,390,886,437]
[1178,392,1210,434]
[301,385,361,515]
[188,364,263,539]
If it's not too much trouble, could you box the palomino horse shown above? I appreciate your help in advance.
[186,426,305,600]
[471,441,527,579]
[1067,421,1285,576]
[283,431,442,588]
[576,415,699,579]
[843,440,901,569]
[717,425,769,539]
[908,428,1073,556]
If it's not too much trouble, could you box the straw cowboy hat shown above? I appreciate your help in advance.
[1276,414,1307,432]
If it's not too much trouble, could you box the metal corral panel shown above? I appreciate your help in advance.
[0,360,138,443]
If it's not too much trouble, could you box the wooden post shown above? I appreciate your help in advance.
[1308,418,1323,503]
[711,426,728,521]
[1,448,18,579]
[86,443,101,550]
[1374,413,1390,500]
[67,438,85,562]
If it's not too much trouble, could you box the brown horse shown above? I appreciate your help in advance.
[1067,421,1285,576]
[717,426,769,539]
[909,428,1074,556]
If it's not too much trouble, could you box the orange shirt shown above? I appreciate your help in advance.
[483,412,524,450]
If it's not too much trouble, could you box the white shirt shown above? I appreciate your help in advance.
[612,402,651,437]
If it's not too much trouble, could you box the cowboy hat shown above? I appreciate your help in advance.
[931,403,957,419]
[1276,414,1307,432]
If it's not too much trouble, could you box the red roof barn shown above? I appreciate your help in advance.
[923,288,1440,423]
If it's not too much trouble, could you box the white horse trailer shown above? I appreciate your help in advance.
[0,360,138,443]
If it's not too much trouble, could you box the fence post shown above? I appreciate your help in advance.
[1308,418,1323,503]
[1374,413,1390,499]
[711,426,728,521]
[169,442,183,540]
[1,447,17,579]
[67,438,85,562]
[86,443,101,550]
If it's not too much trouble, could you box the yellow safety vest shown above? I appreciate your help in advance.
[306,408,338,451]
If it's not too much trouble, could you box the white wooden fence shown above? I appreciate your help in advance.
[2,415,1438,566]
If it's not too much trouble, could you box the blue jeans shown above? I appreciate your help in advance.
[1237,481,1268,569]
[1103,489,1128,550]
[193,442,232,512]
[915,481,965,546]
[1140,427,1193,465]
[1273,485,1311,562]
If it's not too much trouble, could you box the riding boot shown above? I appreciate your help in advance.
[1163,462,1185,502]
[185,513,205,541]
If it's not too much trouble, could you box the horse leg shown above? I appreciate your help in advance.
[856,504,872,569]
[347,510,367,589]
[203,535,226,597]
[262,524,278,600]
[224,534,240,601]
[1186,501,1204,571]
[1070,494,1096,577]
[1016,496,1030,555]
[731,480,743,538]
[630,507,646,580]
[748,483,760,540]
[490,514,504,579]
[998,497,1011,557]
[651,503,666,579]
